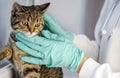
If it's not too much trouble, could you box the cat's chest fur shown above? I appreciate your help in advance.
[9,33,41,78]
[9,33,28,59]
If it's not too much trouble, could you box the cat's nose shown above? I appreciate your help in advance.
[30,27,35,34]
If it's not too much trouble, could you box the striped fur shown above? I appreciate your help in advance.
[0,2,63,78]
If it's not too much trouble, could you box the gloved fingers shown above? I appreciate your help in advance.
[44,20,65,36]
[21,56,47,65]
[16,32,50,45]
[43,13,74,41]
[43,12,62,29]
[16,32,36,44]
[43,13,65,35]
[16,40,48,52]
[44,12,54,22]
[16,42,44,58]
[42,30,65,41]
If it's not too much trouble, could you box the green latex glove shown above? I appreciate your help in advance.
[15,31,84,72]
[44,12,74,41]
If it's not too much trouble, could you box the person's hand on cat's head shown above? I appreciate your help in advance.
[43,13,74,41]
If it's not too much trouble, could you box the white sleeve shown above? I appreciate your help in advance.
[73,35,120,78]
[79,58,120,78]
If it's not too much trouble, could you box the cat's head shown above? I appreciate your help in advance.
[11,2,50,37]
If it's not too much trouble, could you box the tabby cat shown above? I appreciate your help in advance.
[0,2,63,78]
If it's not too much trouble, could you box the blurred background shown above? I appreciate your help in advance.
[0,0,104,78]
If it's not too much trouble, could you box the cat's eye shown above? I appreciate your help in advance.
[22,22,28,26]
[35,24,39,27]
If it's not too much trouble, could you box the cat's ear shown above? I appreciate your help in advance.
[37,3,50,13]
[12,2,26,12]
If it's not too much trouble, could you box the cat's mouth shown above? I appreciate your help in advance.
[14,30,37,37]
[24,32,37,37]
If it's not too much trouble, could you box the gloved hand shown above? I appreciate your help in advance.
[15,31,85,72]
[44,12,74,41]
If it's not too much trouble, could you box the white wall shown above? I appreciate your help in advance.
[0,0,104,78]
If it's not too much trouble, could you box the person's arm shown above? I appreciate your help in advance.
[74,35,120,78]
[70,35,115,78]
[44,13,98,61]
[78,58,120,78]
[15,31,120,78]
